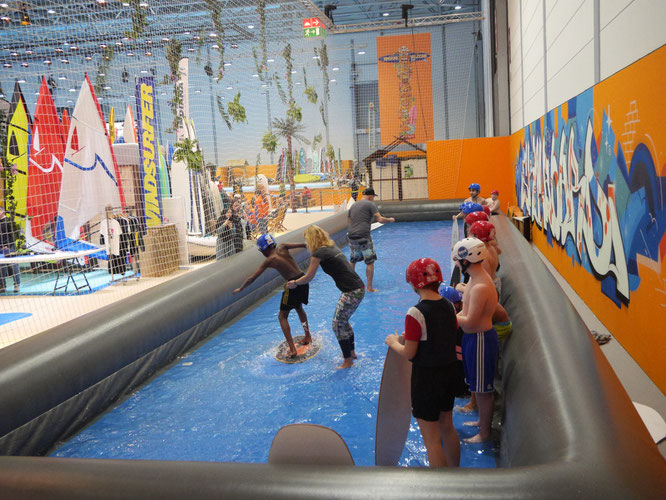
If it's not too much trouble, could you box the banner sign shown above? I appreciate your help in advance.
[377,33,434,145]
[135,76,163,228]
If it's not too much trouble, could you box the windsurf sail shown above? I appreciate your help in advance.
[58,74,125,241]
[6,81,31,229]
[123,104,137,144]
[108,107,115,144]
[27,77,65,244]
[61,108,71,139]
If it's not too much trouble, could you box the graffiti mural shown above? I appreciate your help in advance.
[514,88,666,307]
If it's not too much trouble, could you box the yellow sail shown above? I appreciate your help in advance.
[6,82,31,229]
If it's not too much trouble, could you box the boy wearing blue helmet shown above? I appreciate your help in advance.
[453,183,486,220]
[234,234,312,357]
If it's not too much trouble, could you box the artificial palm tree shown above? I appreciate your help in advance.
[172,137,204,171]
[271,117,310,212]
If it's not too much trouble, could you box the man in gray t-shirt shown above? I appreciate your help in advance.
[347,187,395,292]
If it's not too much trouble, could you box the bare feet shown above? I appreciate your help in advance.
[336,358,354,369]
[351,351,357,359]
[367,287,379,292]
[462,421,479,427]
[463,433,491,443]
[455,403,477,414]
[298,336,312,346]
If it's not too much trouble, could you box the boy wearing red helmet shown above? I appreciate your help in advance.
[485,190,500,215]
[452,238,499,443]
[469,220,500,296]
[385,258,460,467]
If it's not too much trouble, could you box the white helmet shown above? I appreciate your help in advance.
[452,237,487,263]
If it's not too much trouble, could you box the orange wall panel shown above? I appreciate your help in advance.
[427,137,511,210]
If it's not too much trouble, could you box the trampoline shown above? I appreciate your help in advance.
[51,221,497,468]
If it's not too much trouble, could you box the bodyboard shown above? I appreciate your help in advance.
[268,424,354,465]
[375,346,412,466]
[275,335,321,364]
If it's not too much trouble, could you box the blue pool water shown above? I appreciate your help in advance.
[51,221,498,467]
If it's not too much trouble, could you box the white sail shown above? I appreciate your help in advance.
[58,75,124,240]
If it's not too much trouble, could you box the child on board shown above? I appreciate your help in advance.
[234,234,311,357]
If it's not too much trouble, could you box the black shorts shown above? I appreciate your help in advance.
[410,362,457,421]
[280,274,309,311]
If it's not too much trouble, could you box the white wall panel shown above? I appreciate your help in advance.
[524,86,545,126]
[508,0,524,131]
[547,42,594,110]
[600,0,666,79]
[546,0,593,75]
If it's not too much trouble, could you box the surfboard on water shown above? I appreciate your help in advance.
[375,346,412,466]
[275,335,321,364]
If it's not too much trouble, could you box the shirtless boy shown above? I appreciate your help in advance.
[452,237,499,443]
[453,183,485,220]
[469,220,501,296]
[234,234,311,357]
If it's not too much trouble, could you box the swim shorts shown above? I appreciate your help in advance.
[280,273,309,311]
[494,321,512,342]
[348,237,377,264]
[462,328,499,393]
[410,362,457,421]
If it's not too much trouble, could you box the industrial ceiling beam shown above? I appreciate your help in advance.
[328,11,483,34]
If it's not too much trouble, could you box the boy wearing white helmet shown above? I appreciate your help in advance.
[452,237,499,443]
[234,234,312,357]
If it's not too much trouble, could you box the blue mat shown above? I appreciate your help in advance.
[1,269,138,297]
[0,312,32,326]
[51,222,498,467]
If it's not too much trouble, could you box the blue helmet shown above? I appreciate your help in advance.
[460,201,484,214]
[257,233,276,252]
[439,284,463,304]
[469,183,481,192]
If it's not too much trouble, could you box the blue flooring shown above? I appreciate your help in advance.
[0,312,32,326]
[51,221,498,467]
[1,268,137,296]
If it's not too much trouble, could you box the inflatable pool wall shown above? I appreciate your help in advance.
[0,200,664,498]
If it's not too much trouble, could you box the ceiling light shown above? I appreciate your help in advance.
[21,62,28,67]
[295,82,301,85]
[122,2,130,5]
[209,33,217,38]
[261,84,267,88]
[454,5,462,9]
[3,63,10,68]
[140,70,148,74]
[224,62,232,66]
[194,89,201,93]
[211,44,219,49]
[44,59,52,65]
[183,31,191,35]
[97,0,107,5]
[0,16,9,22]
[85,56,93,61]
[383,12,389,17]
[332,67,339,71]
[116,42,123,46]
[291,70,297,74]
[0,3,8,8]
[230,43,238,49]
[48,9,55,14]
[357,51,366,55]
[104,86,111,90]
[330,79,336,82]
[252,74,258,78]
[10,52,18,57]
[69,88,77,92]
[226,86,233,90]
[127,52,134,56]
[187,48,195,52]
[99,44,107,48]
[267,58,274,63]
[313,55,320,59]
[26,49,33,55]
[247,24,254,29]
[67,100,73,103]
[145,51,152,56]
[146,40,152,45]
[161,37,169,42]
[61,59,69,64]
[55,48,64,53]
[17,79,26,83]
[58,76,67,80]
[139,2,149,7]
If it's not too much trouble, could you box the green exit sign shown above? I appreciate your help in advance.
[303,27,326,38]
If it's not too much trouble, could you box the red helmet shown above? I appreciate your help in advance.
[470,221,495,242]
[464,211,489,225]
[491,189,499,195]
[406,258,443,289]
[482,205,491,216]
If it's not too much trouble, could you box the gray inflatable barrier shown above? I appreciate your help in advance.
[0,201,664,498]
